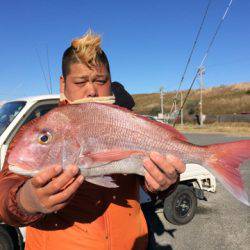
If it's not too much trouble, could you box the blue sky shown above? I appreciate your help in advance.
[0,0,249,100]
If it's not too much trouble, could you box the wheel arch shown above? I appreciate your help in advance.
[0,224,23,249]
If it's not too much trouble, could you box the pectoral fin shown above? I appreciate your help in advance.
[86,176,118,188]
[83,149,144,163]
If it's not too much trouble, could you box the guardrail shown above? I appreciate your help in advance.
[205,114,250,123]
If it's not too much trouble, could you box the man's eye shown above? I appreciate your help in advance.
[75,81,87,85]
[96,80,106,85]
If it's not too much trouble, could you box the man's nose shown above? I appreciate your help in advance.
[86,83,98,97]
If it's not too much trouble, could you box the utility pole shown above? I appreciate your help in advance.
[180,91,184,125]
[198,67,205,126]
[159,86,164,120]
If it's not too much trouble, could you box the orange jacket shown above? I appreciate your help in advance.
[25,175,149,250]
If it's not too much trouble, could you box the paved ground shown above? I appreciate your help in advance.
[142,133,250,250]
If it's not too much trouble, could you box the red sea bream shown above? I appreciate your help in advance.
[7,103,250,205]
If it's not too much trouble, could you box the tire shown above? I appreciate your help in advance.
[163,184,197,225]
[0,226,14,250]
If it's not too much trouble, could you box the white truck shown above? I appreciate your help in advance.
[0,95,216,249]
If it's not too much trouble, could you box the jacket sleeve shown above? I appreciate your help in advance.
[0,160,44,227]
[111,81,135,110]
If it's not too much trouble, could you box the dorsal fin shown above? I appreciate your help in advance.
[138,115,187,141]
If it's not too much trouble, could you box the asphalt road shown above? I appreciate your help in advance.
[142,133,250,250]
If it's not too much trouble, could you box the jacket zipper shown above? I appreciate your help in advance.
[104,209,111,250]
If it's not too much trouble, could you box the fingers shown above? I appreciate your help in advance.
[49,175,84,205]
[144,159,173,191]
[31,165,62,188]
[20,164,84,214]
[150,152,186,175]
[143,157,172,186]
[144,171,171,192]
[143,152,186,192]
[165,154,186,174]
[43,165,80,195]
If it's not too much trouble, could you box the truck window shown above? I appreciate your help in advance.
[24,103,58,125]
[0,101,26,136]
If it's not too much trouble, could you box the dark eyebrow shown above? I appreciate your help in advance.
[96,74,108,79]
[73,75,89,79]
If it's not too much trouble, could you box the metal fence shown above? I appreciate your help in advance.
[205,114,250,123]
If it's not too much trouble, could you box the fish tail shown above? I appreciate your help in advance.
[204,140,250,206]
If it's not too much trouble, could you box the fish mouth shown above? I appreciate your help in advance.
[8,161,40,177]
[9,165,39,177]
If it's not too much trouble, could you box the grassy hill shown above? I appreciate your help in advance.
[132,82,250,118]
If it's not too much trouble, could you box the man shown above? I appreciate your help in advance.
[0,31,185,249]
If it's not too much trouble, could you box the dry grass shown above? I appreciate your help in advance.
[176,122,250,136]
[133,82,250,116]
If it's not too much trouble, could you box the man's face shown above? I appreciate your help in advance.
[60,63,111,102]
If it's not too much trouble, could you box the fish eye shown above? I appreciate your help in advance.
[38,132,52,145]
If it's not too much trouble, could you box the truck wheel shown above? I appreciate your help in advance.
[163,184,197,225]
[0,227,14,250]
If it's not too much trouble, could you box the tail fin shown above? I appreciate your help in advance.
[205,140,250,206]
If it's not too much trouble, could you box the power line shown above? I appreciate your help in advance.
[173,0,234,127]
[168,0,212,118]
[199,0,233,68]
[46,45,53,94]
[35,47,51,94]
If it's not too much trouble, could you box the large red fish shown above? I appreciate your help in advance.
[7,103,250,205]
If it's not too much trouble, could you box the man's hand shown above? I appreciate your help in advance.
[143,152,185,192]
[17,165,84,214]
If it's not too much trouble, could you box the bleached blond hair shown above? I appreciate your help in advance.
[71,30,103,68]
[62,30,110,78]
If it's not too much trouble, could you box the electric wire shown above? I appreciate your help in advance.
[46,45,53,94]
[172,0,234,127]
[168,0,212,120]
[35,47,51,94]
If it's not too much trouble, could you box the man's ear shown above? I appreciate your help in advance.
[60,76,66,94]
[60,76,66,101]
